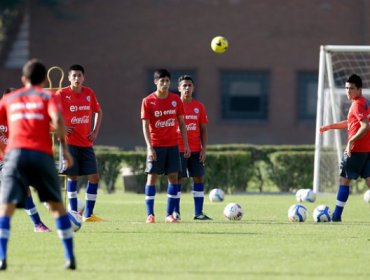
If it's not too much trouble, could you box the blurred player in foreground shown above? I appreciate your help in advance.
[0,59,76,270]
[320,74,370,222]
[141,69,190,224]
[57,64,103,222]
[174,75,211,220]
[0,88,51,232]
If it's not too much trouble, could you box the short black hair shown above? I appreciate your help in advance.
[178,75,194,84]
[69,64,85,74]
[22,59,47,85]
[154,69,171,80]
[347,74,362,88]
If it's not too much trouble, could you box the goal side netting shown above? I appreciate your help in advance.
[313,45,370,194]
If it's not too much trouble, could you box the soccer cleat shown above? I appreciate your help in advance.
[34,222,52,232]
[165,215,178,224]
[331,215,342,222]
[172,211,181,221]
[65,258,76,270]
[0,259,7,270]
[83,214,104,222]
[146,214,155,224]
[194,213,213,220]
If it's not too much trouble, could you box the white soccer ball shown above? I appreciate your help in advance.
[363,190,370,203]
[209,188,225,202]
[295,189,305,202]
[67,210,82,232]
[313,205,331,222]
[296,189,316,203]
[68,198,85,215]
[223,202,243,220]
[288,204,307,222]
[303,189,316,202]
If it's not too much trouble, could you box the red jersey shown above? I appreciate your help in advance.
[141,92,184,147]
[347,96,370,152]
[57,86,100,147]
[0,120,8,162]
[0,86,61,155]
[178,99,208,152]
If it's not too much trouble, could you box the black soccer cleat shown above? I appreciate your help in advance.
[0,259,7,271]
[65,258,76,270]
[194,213,213,220]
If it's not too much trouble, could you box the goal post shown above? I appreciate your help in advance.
[313,45,370,194]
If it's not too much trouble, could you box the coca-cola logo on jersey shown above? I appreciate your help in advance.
[71,115,89,124]
[155,118,175,128]
[186,123,197,131]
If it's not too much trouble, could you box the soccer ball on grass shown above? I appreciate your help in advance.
[209,188,225,202]
[312,205,331,222]
[363,190,370,203]
[295,189,316,203]
[224,203,243,220]
[67,210,82,232]
[288,204,307,222]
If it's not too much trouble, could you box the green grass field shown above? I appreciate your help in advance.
[3,191,370,280]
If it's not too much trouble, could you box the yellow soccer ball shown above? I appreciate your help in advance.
[211,36,228,54]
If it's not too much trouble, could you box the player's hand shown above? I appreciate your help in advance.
[63,150,74,169]
[183,146,191,158]
[199,149,206,163]
[345,141,354,157]
[147,147,156,161]
[65,126,74,134]
[320,125,329,134]
[88,130,98,142]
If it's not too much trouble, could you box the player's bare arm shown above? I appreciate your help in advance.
[88,108,103,142]
[199,123,207,162]
[142,119,156,161]
[320,120,348,133]
[178,115,190,158]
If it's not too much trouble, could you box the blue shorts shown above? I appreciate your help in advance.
[339,152,370,180]
[0,149,62,208]
[179,152,205,178]
[145,146,181,175]
[63,145,98,176]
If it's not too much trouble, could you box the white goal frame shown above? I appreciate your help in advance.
[313,45,370,194]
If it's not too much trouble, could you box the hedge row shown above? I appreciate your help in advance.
[88,145,322,194]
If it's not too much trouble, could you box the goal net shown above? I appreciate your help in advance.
[313,45,370,193]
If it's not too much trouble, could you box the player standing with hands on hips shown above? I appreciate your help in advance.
[173,75,212,220]
[0,59,76,270]
[57,64,103,222]
[320,74,370,222]
[141,69,190,224]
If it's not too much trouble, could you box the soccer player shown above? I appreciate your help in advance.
[174,75,212,220]
[56,64,103,222]
[320,74,370,222]
[0,88,51,233]
[141,69,190,224]
[0,59,76,270]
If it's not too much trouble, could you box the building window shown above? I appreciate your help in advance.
[221,71,269,120]
[147,69,197,95]
[297,72,318,121]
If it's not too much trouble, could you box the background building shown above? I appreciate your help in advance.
[1,0,369,149]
